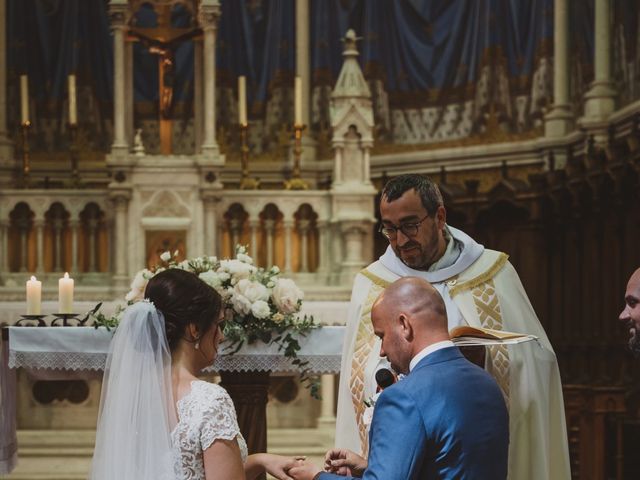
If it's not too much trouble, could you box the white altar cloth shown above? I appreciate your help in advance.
[0,325,344,474]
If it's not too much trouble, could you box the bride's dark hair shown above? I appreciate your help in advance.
[144,269,222,350]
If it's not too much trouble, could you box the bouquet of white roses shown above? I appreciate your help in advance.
[98,246,320,395]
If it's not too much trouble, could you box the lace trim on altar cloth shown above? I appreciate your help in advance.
[9,351,341,374]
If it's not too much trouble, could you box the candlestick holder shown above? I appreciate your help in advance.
[239,123,259,189]
[51,313,82,327]
[16,314,48,327]
[69,123,81,187]
[284,123,309,190]
[20,121,31,188]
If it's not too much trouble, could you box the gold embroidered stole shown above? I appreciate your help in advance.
[349,271,391,456]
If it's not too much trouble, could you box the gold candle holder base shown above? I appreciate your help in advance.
[240,177,260,190]
[284,177,309,190]
[284,123,308,190]
[239,123,259,189]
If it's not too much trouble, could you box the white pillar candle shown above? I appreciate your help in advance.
[26,275,41,315]
[68,74,77,125]
[294,76,302,125]
[58,272,74,314]
[238,76,247,125]
[20,74,29,124]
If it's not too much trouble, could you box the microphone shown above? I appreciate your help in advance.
[375,368,396,391]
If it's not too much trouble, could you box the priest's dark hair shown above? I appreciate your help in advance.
[381,174,444,216]
[144,268,222,350]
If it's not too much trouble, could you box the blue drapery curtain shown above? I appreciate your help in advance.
[8,0,112,102]
[8,0,610,152]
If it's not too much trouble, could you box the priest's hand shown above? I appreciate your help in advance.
[324,448,367,477]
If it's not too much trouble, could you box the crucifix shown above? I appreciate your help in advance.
[130,4,200,155]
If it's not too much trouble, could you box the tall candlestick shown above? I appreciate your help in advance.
[26,275,41,315]
[20,75,29,124]
[238,76,247,125]
[68,74,77,125]
[294,76,302,126]
[58,272,74,314]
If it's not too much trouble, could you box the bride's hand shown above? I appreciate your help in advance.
[260,453,302,480]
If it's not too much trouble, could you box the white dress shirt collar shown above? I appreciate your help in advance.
[409,340,455,372]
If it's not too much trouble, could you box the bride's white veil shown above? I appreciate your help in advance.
[90,301,178,480]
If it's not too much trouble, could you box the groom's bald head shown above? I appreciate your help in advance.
[371,277,450,373]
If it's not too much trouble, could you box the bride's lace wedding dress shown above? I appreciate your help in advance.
[172,380,248,479]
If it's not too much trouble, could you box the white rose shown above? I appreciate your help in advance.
[217,271,231,282]
[251,300,271,319]
[230,292,252,316]
[125,269,152,302]
[237,253,254,265]
[199,270,222,288]
[219,259,256,280]
[160,251,171,262]
[272,278,304,314]
[234,279,269,303]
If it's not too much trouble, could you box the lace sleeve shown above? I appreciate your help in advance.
[198,387,243,452]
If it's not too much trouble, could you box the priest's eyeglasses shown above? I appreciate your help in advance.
[379,214,429,239]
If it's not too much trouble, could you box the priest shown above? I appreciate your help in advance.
[335,174,571,479]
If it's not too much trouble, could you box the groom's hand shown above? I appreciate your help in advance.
[324,448,367,477]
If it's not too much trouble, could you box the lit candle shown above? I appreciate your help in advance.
[20,75,29,124]
[238,76,247,125]
[294,76,302,126]
[58,272,74,314]
[68,74,77,125]
[26,276,41,315]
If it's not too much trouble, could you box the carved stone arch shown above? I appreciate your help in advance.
[8,202,35,272]
[142,190,190,218]
[223,203,249,257]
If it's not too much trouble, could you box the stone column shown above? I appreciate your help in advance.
[296,0,310,127]
[35,219,44,274]
[317,220,330,278]
[0,220,8,273]
[0,0,13,164]
[298,219,310,273]
[125,40,134,146]
[318,374,336,426]
[17,218,29,272]
[249,219,259,262]
[583,0,616,119]
[283,220,293,273]
[202,193,220,256]
[199,1,221,158]
[544,0,573,137]
[110,190,131,288]
[110,1,129,155]
[70,220,79,274]
[264,219,275,268]
[194,40,203,154]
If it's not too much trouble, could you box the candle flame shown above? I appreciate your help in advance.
[64,272,69,279]
[30,276,36,281]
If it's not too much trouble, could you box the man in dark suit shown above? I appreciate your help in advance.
[289,276,509,480]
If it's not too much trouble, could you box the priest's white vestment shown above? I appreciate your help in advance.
[335,226,571,480]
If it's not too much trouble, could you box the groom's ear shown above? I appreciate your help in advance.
[398,313,414,341]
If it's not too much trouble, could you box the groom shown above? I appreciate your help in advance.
[289,277,509,479]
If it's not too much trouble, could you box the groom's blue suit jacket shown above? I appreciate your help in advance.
[321,346,509,480]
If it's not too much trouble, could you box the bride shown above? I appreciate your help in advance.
[90,268,299,479]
